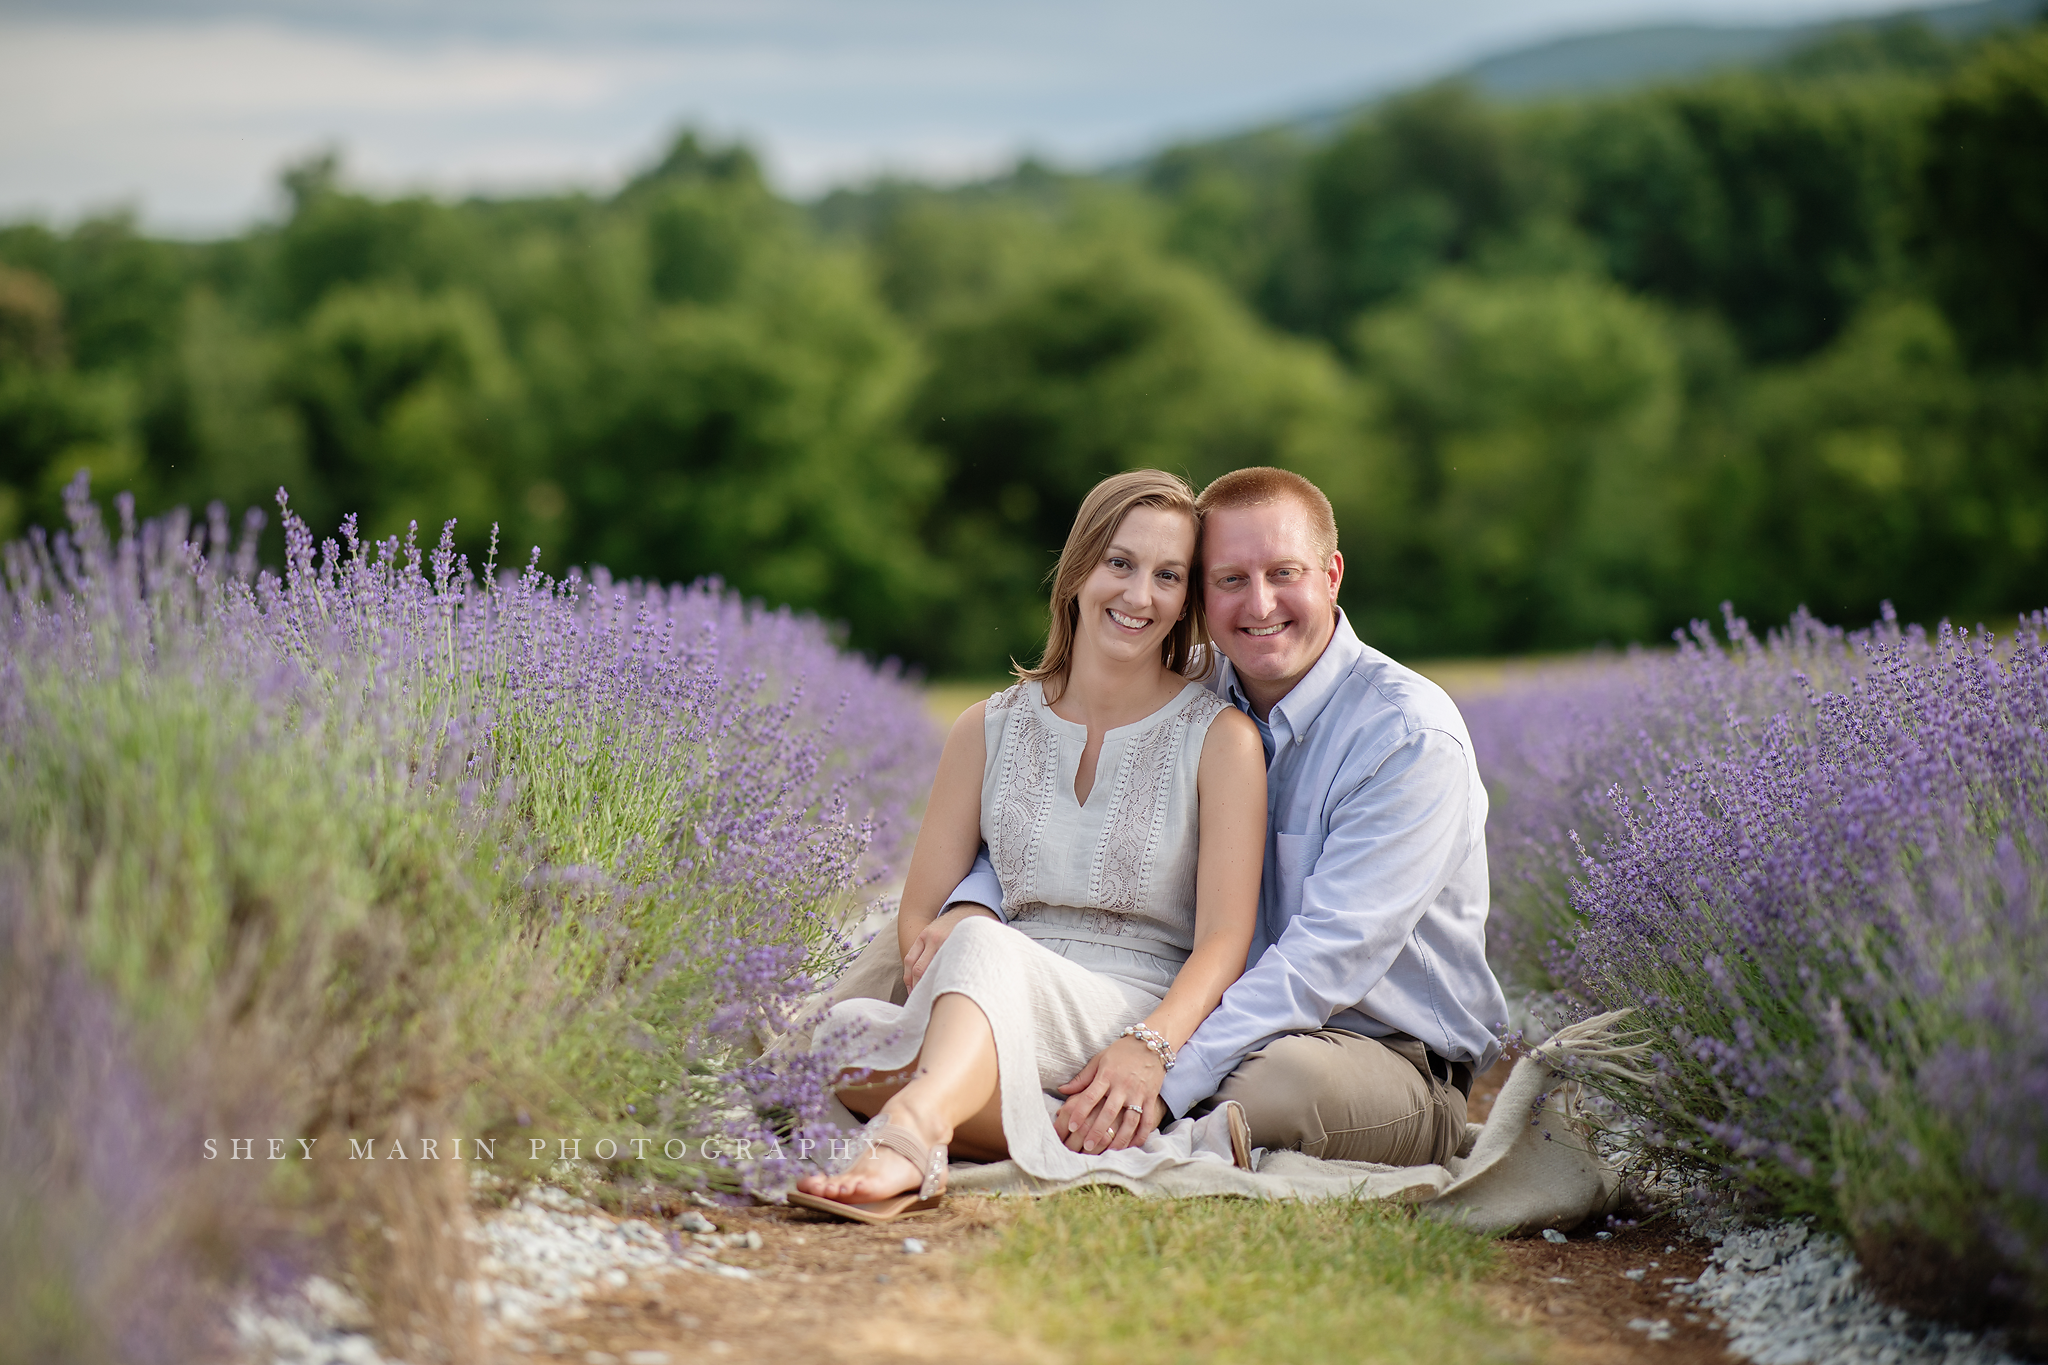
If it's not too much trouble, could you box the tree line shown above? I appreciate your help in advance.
[1,18,2043,674]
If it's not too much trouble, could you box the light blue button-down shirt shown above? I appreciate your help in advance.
[947,610,1508,1115]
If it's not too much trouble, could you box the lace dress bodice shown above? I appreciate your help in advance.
[981,679,1230,957]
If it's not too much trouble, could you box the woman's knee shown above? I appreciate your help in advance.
[928,910,1008,968]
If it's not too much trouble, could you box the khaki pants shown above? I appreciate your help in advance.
[1197,1028,1468,1167]
[826,917,1467,1167]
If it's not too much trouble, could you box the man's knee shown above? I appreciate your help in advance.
[1213,1032,1346,1153]
[1211,1030,1460,1165]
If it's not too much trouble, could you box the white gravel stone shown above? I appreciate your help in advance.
[231,1276,388,1365]
[238,1183,746,1364]
[1680,1221,2025,1365]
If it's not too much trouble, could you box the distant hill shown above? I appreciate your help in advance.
[1462,0,2038,97]
[1275,0,2040,138]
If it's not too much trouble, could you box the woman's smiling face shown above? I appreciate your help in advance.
[1072,504,1196,667]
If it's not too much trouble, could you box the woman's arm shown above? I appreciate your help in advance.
[1055,707,1266,1152]
[896,701,996,989]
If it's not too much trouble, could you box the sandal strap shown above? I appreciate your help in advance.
[867,1119,947,1200]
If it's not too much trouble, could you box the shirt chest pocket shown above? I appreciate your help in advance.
[1272,830,1324,920]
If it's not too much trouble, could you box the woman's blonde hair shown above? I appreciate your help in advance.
[1016,469,1211,691]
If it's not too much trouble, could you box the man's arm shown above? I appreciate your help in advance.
[944,845,1006,921]
[1160,729,1473,1116]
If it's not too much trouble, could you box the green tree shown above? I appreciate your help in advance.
[1349,273,1685,655]
[1306,85,1550,326]
[545,248,942,663]
[912,246,1363,674]
[1918,28,2048,368]
[0,262,143,540]
[281,283,532,546]
[1547,74,1926,360]
[1710,299,2042,626]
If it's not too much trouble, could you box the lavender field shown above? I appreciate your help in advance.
[0,479,938,1361]
[6,478,2046,1361]
[1463,606,2048,1346]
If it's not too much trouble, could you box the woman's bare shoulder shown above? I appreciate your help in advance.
[946,699,991,747]
[1199,703,1263,766]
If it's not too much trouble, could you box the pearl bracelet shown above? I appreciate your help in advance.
[1119,1023,1177,1070]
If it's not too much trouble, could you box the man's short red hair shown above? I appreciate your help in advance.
[1195,467,1339,567]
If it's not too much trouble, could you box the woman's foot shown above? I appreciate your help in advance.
[796,1110,945,1204]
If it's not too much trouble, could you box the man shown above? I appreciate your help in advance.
[841,467,1506,1166]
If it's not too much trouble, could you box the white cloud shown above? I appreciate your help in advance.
[0,0,1911,232]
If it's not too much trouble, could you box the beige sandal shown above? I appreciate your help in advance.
[788,1116,947,1225]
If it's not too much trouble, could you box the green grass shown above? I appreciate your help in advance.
[921,658,1556,727]
[971,1190,1538,1365]
[926,678,1011,729]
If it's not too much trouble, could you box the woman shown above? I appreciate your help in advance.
[793,470,1266,1221]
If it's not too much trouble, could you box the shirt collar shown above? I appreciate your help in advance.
[1219,609,1365,746]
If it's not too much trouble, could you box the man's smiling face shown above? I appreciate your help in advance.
[1201,501,1344,715]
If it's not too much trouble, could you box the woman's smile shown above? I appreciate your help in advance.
[1107,607,1152,633]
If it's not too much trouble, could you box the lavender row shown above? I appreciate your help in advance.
[0,476,940,1357]
[1466,605,2048,1338]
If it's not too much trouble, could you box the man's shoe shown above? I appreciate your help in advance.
[1224,1100,1254,1171]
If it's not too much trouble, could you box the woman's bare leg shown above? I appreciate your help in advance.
[798,991,1003,1201]
[842,1074,1007,1162]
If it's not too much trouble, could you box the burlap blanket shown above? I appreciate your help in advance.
[937,1012,1637,1235]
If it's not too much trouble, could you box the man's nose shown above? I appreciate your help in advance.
[1248,576,1278,619]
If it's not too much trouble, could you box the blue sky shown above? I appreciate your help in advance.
[0,0,1908,232]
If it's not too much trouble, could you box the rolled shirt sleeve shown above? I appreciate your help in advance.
[945,845,1007,921]
[1161,729,1475,1116]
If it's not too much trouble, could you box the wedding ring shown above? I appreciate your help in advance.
[1123,1104,1144,1115]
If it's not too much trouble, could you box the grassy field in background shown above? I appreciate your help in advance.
[971,1189,1535,1365]
[923,657,1553,731]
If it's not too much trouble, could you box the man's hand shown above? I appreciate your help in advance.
[902,903,999,992]
[1054,1038,1167,1153]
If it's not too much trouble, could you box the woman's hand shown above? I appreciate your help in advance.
[902,903,999,993]
[1055,1036,1167,1154]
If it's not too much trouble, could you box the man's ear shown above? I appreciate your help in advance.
[1326,550,1345,602]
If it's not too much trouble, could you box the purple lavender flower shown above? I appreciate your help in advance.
[1468,602,2048,1322]
[0,474,943,1354]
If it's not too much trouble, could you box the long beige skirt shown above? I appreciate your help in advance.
[813,911,1197,1183]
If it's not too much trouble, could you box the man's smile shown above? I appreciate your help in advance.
[1242,622,1288,637]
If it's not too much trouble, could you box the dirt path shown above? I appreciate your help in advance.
[505,1197,1030,1365]
[505,1060,1739,1364]
[1464,1056,1735,1364]
[510,1201,1737,1365]
[1488,1227,1732,1364]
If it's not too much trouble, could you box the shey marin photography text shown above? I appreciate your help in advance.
[201,1134,872,1163]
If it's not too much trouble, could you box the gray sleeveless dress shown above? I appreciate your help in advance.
[817,678,1231,1181]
